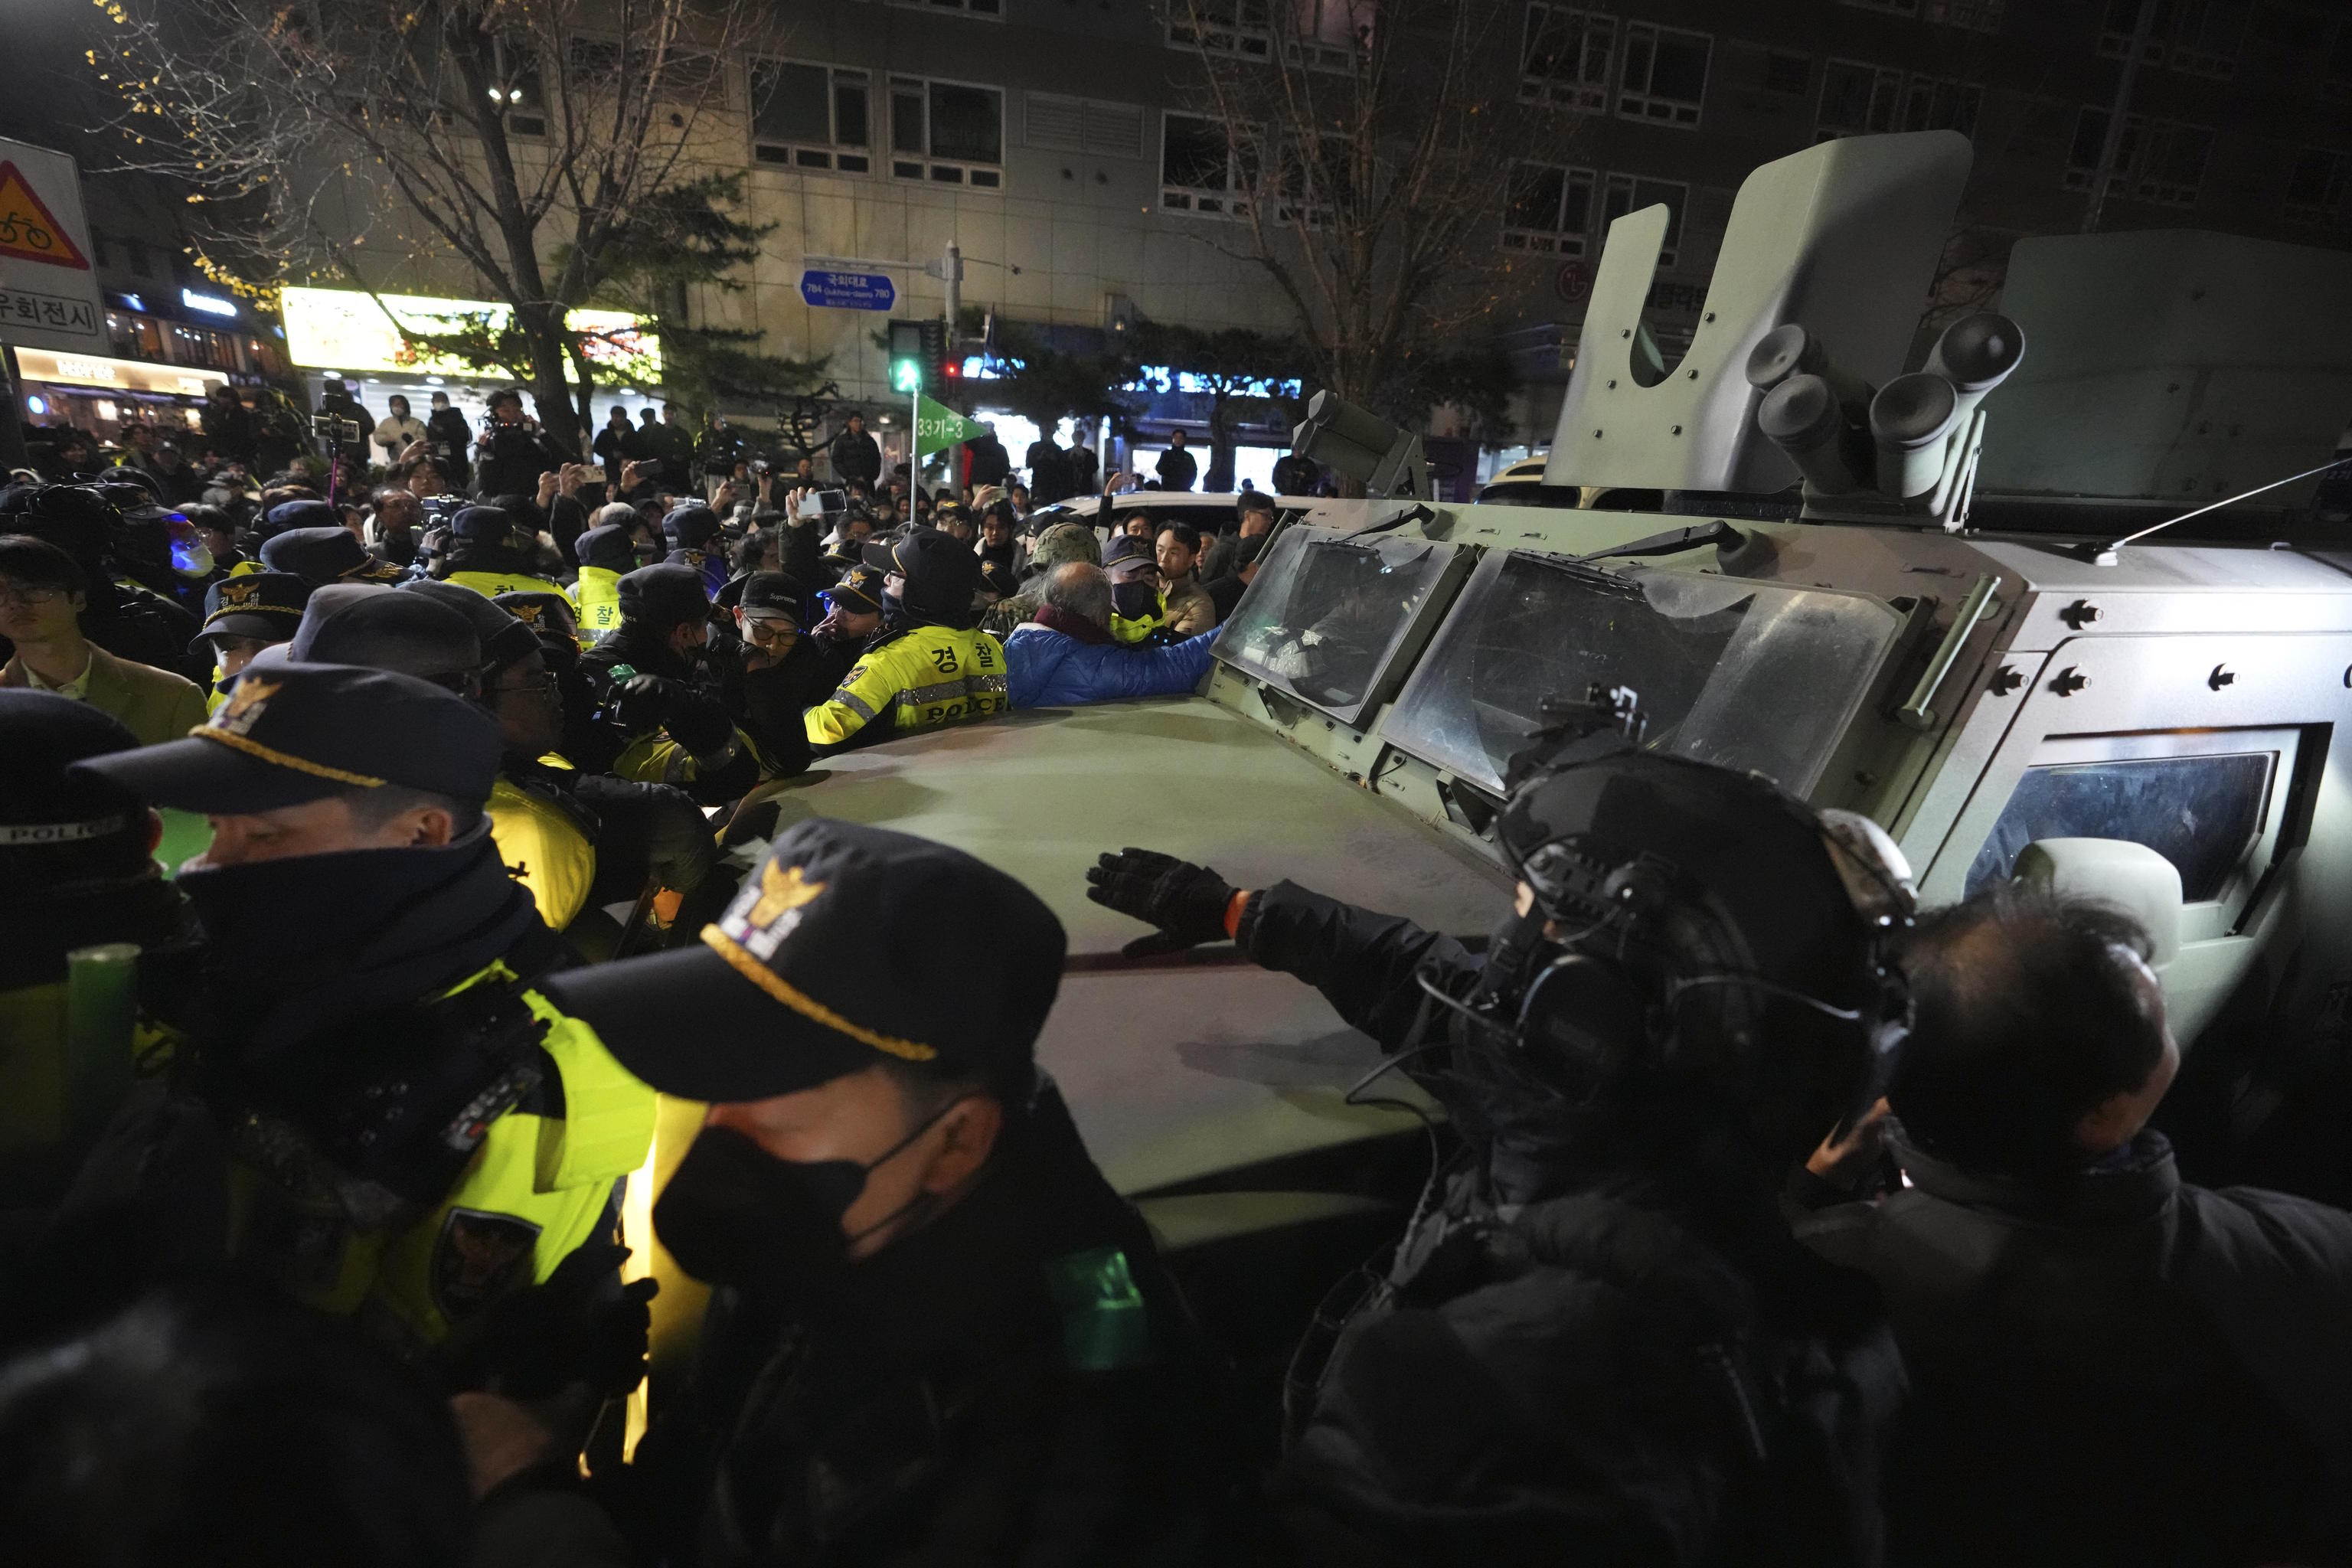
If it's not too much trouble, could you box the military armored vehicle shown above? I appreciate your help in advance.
[632,129,2352,1410]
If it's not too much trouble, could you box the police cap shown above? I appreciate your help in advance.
[0,691,146,849]
[292,584,479,686]
[493,590,580,642]
[541,819,1065,1102]
[820,564,884,618]
[261,526,404,586]
[451,505,524,546]
[260,498,338,539]
[399,579,541,675]
[193,571,311,650]
[574,524,638,573]
[862,527,979,616]
[664,505,722,550]
[70,663,501,813]
[617,563,709,630]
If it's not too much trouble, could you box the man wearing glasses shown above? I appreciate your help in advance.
[0,534,207,746]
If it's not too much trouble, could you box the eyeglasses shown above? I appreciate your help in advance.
[0,583,65,609]
[488,670,560,697]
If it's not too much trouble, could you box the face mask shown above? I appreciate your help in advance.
[1112,580,1158,619]
[653,1102,963,1304]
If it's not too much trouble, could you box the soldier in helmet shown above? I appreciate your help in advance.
[1089,693,1918,1564]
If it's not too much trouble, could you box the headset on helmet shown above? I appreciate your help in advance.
[1420,684,1916,1148]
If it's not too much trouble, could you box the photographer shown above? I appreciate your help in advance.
[475,390,564,498]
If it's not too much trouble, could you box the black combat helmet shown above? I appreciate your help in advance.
[1451,719,1916,1181]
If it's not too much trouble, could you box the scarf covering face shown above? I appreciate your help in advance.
[178,822,540,1060]
[1031,603,1118,646]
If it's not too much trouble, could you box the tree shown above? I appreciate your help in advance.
[1129,323,1310,491]
[92,0,808,446]
[1162,0,1570,414]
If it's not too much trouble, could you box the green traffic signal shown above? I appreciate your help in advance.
[891,358,923,393]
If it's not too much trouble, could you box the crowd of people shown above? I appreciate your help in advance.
[6,383,2350,1568]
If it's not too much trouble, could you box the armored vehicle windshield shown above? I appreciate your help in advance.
[1382,552,1903,796]
[1214,528,1456,720]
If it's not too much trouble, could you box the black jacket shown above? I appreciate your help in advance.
[1024,439,1073,504]
[1155,446,1197,493]
[622,1082,1230,1567]
[579,624,757,805]
[1243,881,1903,1566]
[966,435,1012,489]
[1798,1129,2352,1567]
[827,429,882,488]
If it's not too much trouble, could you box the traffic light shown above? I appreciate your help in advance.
[888,318,925,393]
[920,318,949,390]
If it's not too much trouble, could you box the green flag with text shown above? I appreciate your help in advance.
[914,394,987,459]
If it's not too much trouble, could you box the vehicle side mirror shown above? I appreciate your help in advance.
[2011,838,2182,968]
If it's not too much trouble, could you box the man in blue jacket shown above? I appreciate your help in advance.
[1004,563,1214,709]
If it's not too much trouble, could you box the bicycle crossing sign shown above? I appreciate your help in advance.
[0,138,103,354]
[0,162,89,270]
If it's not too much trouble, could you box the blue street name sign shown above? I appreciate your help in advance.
[799,270,896,311]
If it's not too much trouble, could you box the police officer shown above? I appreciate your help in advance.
[703,572,829,782]
[409,579,723,942]
[579,564,758,804]
[539,819,1228,1564]
[191,570,311,715]
[260,525,409,588]
[1101,536,1171,645]
[435,505,568,599]
[805,530,1008,751]
[662,503,730,601]
[1089,704,1917,1563]
[493,590,582,651]
[61,665,656,1360]
[812,562,887,652]
[0,694,198,1220]
[568,514,640,645]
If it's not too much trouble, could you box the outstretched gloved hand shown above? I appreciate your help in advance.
[1086,848,1236,959]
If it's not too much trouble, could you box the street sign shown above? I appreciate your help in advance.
[800,270,896,312]
[0,139,104,355]
[914,393,985,458]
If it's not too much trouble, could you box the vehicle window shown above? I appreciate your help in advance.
[1214,527,1455,719]
[1964,751,2274,901]
[1383,552,1900,795]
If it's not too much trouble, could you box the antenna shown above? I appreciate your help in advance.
[2079,454,2352,564]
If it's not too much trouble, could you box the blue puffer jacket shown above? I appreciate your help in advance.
[1004,622,1217,708]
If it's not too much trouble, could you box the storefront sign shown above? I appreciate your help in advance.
[12,345,224,397]
[279,285,661,383]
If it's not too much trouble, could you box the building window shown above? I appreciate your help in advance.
[2168,0,2248,77]
[2065,108,2211,207]
[1521,5,1615,112]
[1926,0,2005,30]
[750,60,871,172]
[492,38,545,137]
[1160,112,1251,217]
[1285,0,1361,72]
[889,77,1003,188]
[1024,93,1146,159]
[1167,0,1273,63]
[91,234,110,270]
[568,39,723,104]
[2285,148,2352,230]
[126,240,152,278]
[1818,60,1903,139]
[1762,51,1811,96]
[1902,76,1982,136]
[2325,18,2352,103]
[1602,172,1687,266]
[1617,22,1710,128]
[1502,162,1595,256]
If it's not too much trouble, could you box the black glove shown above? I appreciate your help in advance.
[456,1241,659,1402]
[1085,848,1236,959]
[612,672,674,734]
